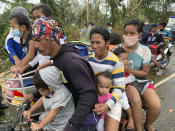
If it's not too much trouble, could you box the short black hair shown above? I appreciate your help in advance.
[90,26,110,42]
[113,47,126,56]
[110,32,121,45]
[31,4,51,17]
[124,18,144,34]
[96,70,112,80]
[107,22,112,26]
[10,13,30,30]
[33,71,49,91]
[151,23,158,28]
[159,22,167,28]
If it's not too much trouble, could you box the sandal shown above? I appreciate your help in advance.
[161,59,168,64]
[144,127,158,131]
[156,71,163,76]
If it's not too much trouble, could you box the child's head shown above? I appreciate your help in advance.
[96,71,112,96]
[110,32,121,45]
[151,23,158,33]
[113,47,128,66]
[159,22,167,31]
[33,71,53,96]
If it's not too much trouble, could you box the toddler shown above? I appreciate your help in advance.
[96,70,134,130]
[23,66,74,131]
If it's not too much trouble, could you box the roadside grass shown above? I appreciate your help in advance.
[149,68,169,84]
[0,59,12,73]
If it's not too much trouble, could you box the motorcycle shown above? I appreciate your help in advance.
[149,42,173,69]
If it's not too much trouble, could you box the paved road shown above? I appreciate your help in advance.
[153,45,175,131]
[154,77,175,131]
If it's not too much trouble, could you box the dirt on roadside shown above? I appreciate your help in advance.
[0,71,7,94]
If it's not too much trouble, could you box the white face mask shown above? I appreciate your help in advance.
[145,22,149,25]
[123,35,140,47]
[12,29,23,38]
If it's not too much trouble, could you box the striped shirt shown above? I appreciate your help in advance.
[88,51,125,109]
[40,85,75,131]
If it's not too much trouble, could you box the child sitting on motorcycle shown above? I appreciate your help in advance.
[23,66,74,131]
[159,22,172,46]
[142,23,164,75]
[95,71,134,131]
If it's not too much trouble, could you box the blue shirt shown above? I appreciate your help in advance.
[6,31,32,64]
[128,43,151,71]
[158,29,171,38]
[159,29,171,44]
[172,25,175,31]
[7,38,24,64]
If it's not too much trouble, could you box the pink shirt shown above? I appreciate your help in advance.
[98,93,112,118]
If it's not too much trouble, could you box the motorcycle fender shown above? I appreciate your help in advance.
[164,48,169,54]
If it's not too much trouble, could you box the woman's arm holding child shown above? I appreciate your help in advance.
[125,63,150,78]
[31,107,61,131]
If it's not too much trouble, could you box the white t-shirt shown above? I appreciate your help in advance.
[29,51,52,67]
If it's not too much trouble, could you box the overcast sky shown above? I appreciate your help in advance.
[0,0,127,14]
[0,0,40,14]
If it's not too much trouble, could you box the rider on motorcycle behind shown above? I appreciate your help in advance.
[158,22,172,46]
[142,23,164,75]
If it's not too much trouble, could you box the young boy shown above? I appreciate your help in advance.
[159,22,171,45]
[112,47,135,130]
[142,23,164,75]
[23,66,74,131]
[109,32,121,51]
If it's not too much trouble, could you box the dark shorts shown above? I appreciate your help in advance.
[127,79,155,95]
[78,124,96,131]
[158,44,168,51]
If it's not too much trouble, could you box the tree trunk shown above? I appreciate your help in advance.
[85,0,89,22]
[110,0,116,27]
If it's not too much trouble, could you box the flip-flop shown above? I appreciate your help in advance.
[156,71,163,76]
[144,127,158,131]
[161,59,168,64]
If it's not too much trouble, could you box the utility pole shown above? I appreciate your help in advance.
[85,0,89,22]
[122,0,125,11]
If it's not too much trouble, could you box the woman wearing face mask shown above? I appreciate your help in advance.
[7,13,32,65]
[122,19,161,131]
[106,22,112,33]
[143,19,151,36]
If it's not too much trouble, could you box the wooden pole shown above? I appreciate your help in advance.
[85,0,89,22]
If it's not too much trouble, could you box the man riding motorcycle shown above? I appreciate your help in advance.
[142,23,165,75]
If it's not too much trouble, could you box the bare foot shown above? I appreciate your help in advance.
[127,118,134,129]
[144,124,155,131]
